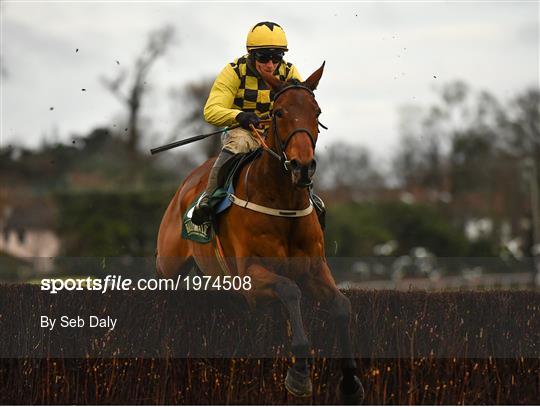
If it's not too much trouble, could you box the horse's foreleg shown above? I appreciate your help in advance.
[275,280,310,365]
[244,264,312,397]
[330,291,364,403]
[302,262,365,404]
[275,279,313,397]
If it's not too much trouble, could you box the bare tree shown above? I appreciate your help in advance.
[500,89,540,259]
[102,25,175,153]
[500,89,540,159]
[394,104,448,191]
[393,81,506,193]
[393,81,537,259]
[317,142,384,201]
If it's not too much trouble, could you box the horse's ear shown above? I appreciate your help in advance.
[259,68,284,91]
[303,61,325,91]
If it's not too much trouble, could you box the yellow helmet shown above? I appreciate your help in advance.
[246,22,288,52]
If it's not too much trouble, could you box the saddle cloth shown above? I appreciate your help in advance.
[182,184,233,244]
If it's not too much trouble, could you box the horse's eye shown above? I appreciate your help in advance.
[275,109,283,118]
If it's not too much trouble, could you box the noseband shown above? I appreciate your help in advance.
[269,85,318,171]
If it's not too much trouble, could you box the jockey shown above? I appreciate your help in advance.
[191,21,303,225]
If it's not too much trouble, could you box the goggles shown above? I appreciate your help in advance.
[253,50,284,64]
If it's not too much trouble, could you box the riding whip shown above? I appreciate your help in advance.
[150,113,272,155]
[150,125,240,155]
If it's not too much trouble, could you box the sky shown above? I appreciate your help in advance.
[1,1,538,162]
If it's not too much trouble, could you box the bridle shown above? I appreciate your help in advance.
[264,84,319,171]
[232,84,324,217]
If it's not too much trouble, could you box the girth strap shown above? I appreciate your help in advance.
[228,194,313,217]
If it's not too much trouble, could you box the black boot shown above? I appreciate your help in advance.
[191,150,235,226]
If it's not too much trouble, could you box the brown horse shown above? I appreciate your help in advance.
[156,63,364,404]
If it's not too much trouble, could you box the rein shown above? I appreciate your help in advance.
[251,84,319,171]
[230,84,319,218]
[272,85,317,171]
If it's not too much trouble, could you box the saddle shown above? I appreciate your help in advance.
[181,149,326,244]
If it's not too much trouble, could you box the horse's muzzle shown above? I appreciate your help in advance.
[289,159,317,188]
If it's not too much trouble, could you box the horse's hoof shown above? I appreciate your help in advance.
[285,367,312,397]
[339,375,365,405]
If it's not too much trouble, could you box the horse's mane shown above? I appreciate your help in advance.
[273,78,303,93]
[286,78,303,86]
[271,79,310,102]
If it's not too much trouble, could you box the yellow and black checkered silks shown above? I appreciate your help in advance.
[231,55,294,113]
[204,55,302,128]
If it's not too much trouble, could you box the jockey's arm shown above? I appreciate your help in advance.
[204,64,243,128]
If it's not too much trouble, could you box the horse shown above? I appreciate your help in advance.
[156,63,364,404]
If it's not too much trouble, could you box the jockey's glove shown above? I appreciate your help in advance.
[236,112,260,130]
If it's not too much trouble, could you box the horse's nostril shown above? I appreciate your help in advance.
[308,159,317,176]
[290,159,301,170]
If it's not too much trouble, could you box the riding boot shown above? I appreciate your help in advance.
[191,149,235,225]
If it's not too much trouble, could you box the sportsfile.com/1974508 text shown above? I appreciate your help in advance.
[40,275,252,294]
